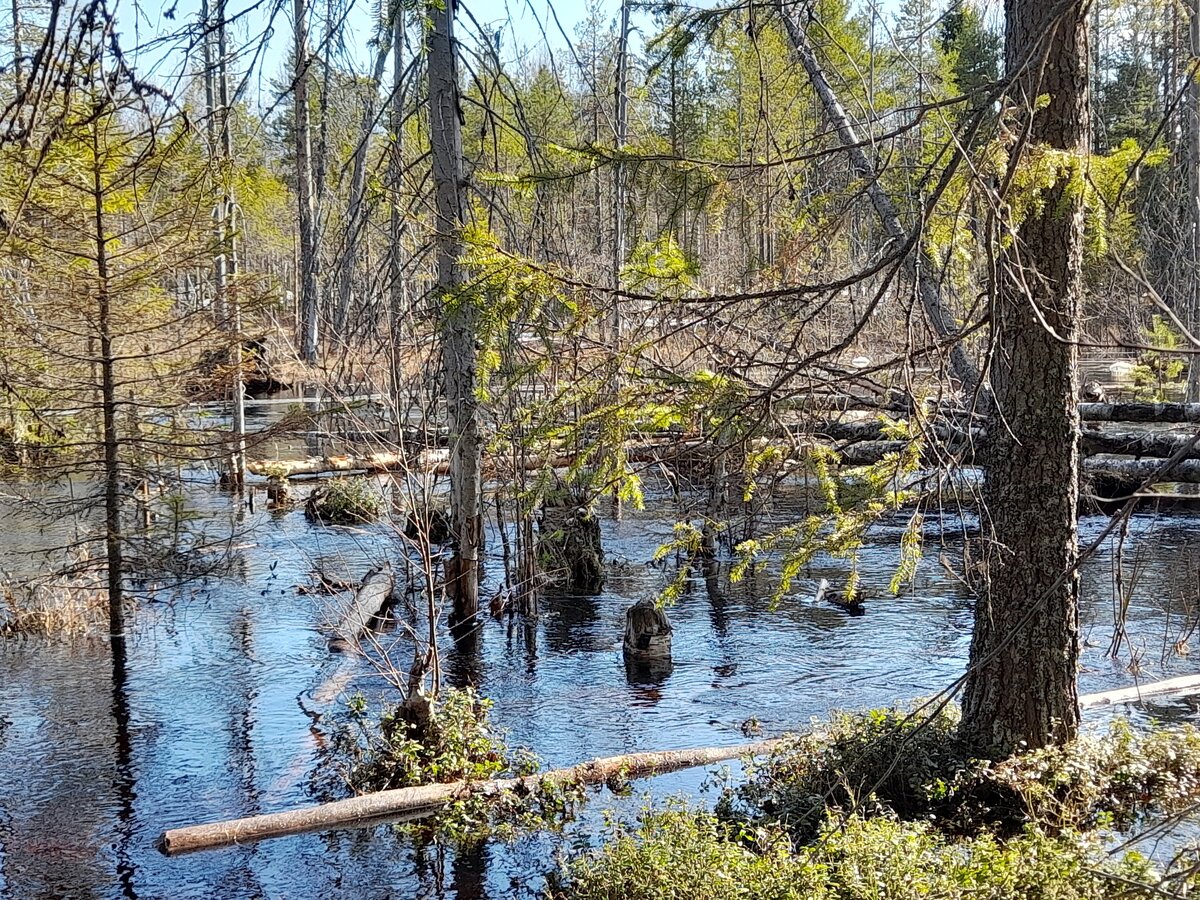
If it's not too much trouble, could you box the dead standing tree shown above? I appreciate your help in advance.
[777,0,984,401]
[429,0,483,631]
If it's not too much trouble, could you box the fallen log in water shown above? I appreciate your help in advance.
[1079,402,1200,424]
[158,672,1200,855]
[250,438,710,480]
[1084,456,1200,486]
[157,739,780,855]
[1079,675,1200,709]
[1080,430,1200,460]
[327,564,394,653]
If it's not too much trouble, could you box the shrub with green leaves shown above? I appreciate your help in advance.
[720,704,968,843]
[332,688,515,794]
[723,705,1200,843]
[325,687,584,840]
[557,806,1173,900]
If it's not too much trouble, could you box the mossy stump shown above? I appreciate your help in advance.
[537,492,604,593]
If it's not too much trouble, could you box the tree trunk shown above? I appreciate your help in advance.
[428,0,481,628]
[777,0,983,401]
[336,33,391,338]
[961,0,1090,757]
[388,1,409,436]
[92,118,124,639]
[217,0,245,488]
[294,0,320,363]
[1187,0,1200,401]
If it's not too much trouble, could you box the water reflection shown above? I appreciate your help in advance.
[1,473,1199,898]
[623,656,675,706]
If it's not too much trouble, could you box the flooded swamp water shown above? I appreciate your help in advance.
[1,446,1199,898]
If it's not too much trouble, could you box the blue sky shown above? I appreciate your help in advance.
[119,0,911,113]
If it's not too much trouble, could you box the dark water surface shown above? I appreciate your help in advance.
[2,469,1199,899]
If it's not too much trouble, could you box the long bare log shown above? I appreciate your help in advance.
[157,739,781,855]
[1079,402,1200,423]
[1079,675,1200,708]
[1084,455,1200,485]
[327,564,394,653]
[1080,430,1200,460]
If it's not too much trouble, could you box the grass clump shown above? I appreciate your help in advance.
[1,574,110,639]
[304,478,384,525]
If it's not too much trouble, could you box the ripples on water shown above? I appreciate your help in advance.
[1,476,1198,899]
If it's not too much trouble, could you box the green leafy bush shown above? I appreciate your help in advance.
[557,806,1171,900]
[723,706,1200,843]
[326,687,584,840]
[720,704,968,843]
[333,688,514,793]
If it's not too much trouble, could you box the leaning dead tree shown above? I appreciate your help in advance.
[777,0,983,402]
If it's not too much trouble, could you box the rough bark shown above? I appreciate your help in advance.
[777,0,982,399]
[961,0,1090,756]
[429,0,482,627]
[294,0,320,363]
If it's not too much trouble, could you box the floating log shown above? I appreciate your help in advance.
[248,452,409,478]
[1079,675,1200,709]
[157,739,779,855]
[1080,430,1200,460]
[1079,402,1200,423]
[1084,456,1200,486]
[250,438,710,480]
[327,564,394,653]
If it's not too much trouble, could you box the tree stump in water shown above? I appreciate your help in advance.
[537,492,604,593]
[623,598,672,659]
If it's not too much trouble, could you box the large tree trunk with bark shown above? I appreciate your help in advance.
[428,0,482,629]
[961,0,1090,757]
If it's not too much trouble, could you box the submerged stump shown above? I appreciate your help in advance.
[623,598,672,660]
[537,491,603,593]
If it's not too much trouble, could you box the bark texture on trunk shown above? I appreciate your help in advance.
[1188,0,1200,401]
[429,0,481,626]
[961,0,1090,756]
